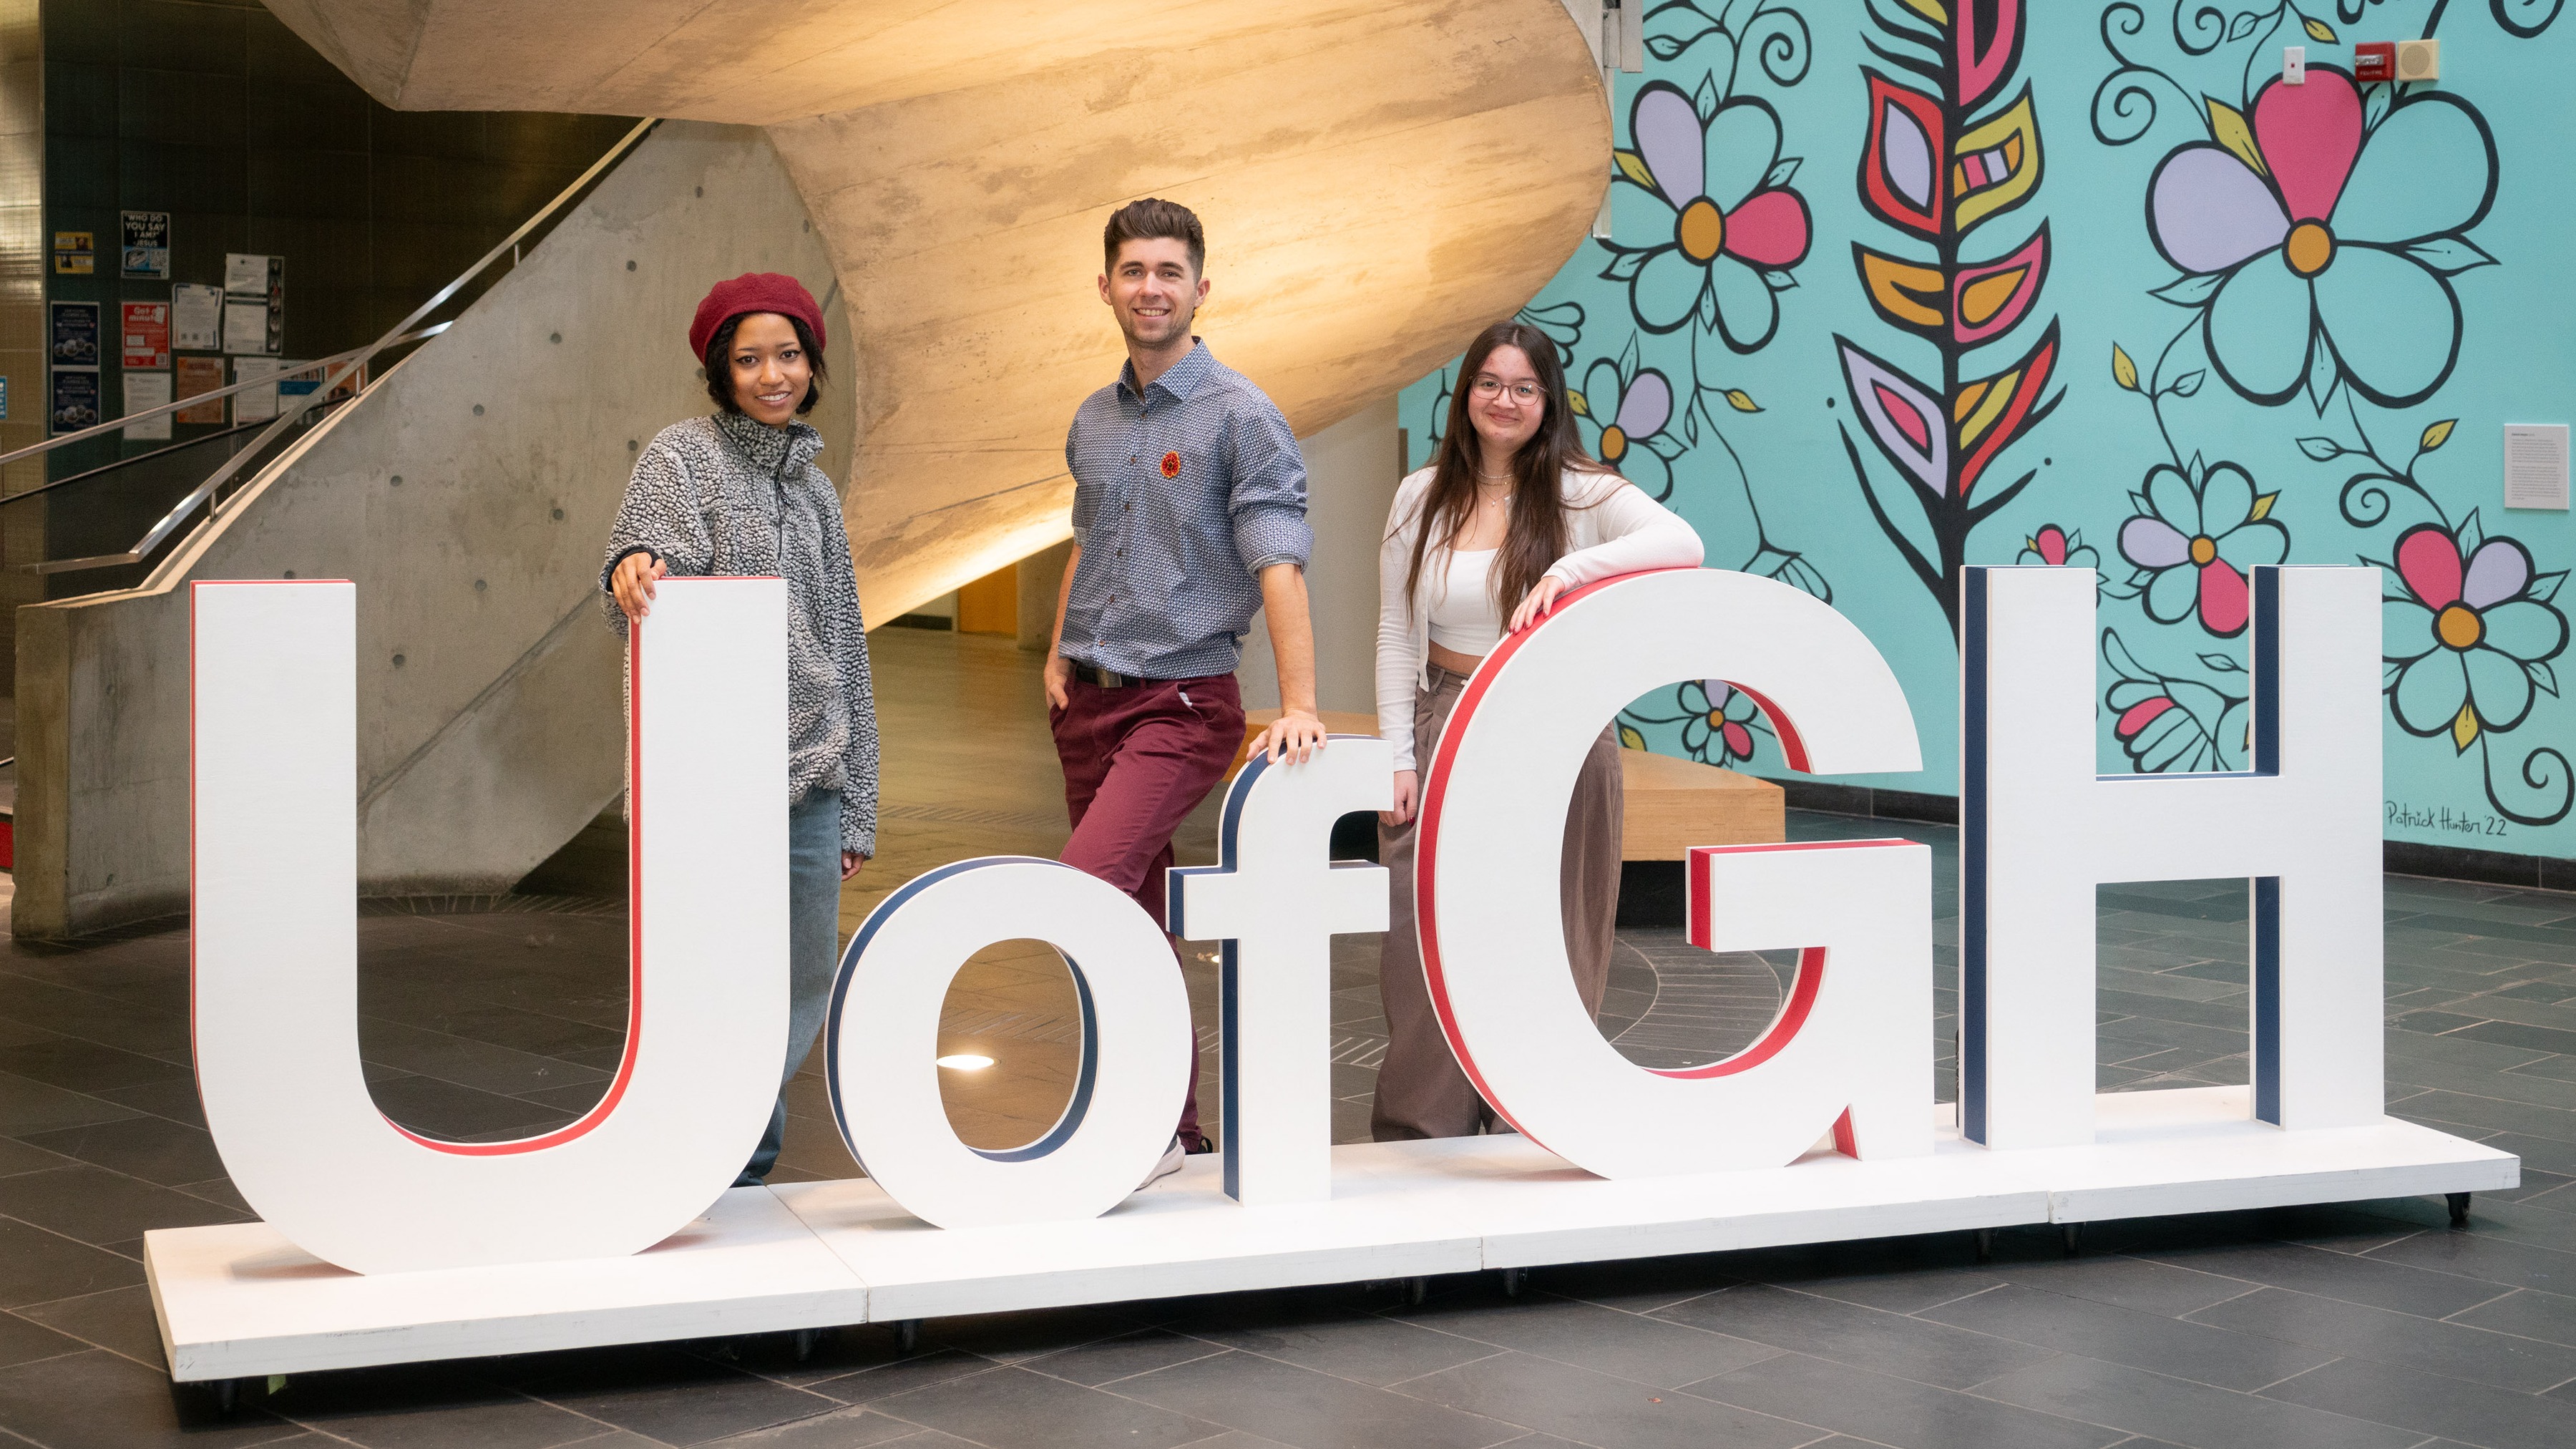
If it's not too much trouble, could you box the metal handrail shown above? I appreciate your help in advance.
[0,403,348,508]
[14,115,660,577]
[0,326,444,469]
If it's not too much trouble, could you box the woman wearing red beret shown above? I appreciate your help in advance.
[600,272,877,1186]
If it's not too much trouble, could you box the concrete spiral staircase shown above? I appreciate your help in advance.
[11,0,1609,936]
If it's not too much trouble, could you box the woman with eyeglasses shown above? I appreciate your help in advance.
[1370,319,1703,1142]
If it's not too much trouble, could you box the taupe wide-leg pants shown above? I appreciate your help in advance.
[1371,663,1623,1141]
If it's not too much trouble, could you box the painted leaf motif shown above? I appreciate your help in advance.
[1861,76,1946,238]
[1951,225,2049,344]
[2401,238,2497,274]
[1838,337,1950,497]
[1957,320,2062,499]
[2205,99,2268,176]
[2421,419,2457,452]
[1568,390,1589,417]
[2151,273,2224,307]
[2305,17,2337,42]
[2168,370,2205,397]
[2296,436,2345,460]
[1855,244,1948,336]
[1722,389,1761,412]
[1952,89,2042,233]
[1954,0,2026,112]
[2250,492,2277,520]
[2112,343,2140,391]
[1613,150,1654,189]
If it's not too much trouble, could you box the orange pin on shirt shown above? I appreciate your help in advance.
[1161,451,1182,478]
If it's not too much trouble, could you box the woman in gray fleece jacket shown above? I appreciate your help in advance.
[601,272,878,1187]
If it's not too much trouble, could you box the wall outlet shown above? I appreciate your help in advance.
[2397,37,2441,82]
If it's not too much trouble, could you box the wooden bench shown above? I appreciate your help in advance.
[1233,708,1787,863]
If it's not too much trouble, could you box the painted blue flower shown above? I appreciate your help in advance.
[1574,356,1682,499]
[2146,70,2495,409]
[1602,81,1810,350]
[2114,462,2287,638]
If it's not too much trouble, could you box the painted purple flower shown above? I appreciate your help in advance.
[2114,462,2286,637]
[2146,71,2495,409]
[1575,356,1681,499]
[2383,522,2567,750]
[1604,81,1810,349]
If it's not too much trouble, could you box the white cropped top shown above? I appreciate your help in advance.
[1377,466,1705,772]
[1425,547,1504,656]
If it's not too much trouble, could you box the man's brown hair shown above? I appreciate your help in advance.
[1103,198,1205,275]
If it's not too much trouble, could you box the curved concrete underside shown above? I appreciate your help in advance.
[11,4,1605,937]
[264,0,1611,620]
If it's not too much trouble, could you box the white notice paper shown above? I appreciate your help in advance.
[233,358,286,422]
[2504,424,2570,511]
[172,283,224,351]
[223,298,272,356]
[123,371,173,441]
[223,253,273,297]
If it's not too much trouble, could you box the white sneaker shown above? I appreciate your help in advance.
[1136,1136,1186,1190]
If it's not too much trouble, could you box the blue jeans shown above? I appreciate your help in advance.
[737,789,844,1186]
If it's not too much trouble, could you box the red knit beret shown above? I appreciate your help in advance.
[689,273,826,363]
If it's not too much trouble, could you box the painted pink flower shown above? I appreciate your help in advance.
[2114,462,2285,637]
[1605,81,1810,350]
[2146,70,2494,409]
[2016,525,2099,570]
[2383,523,2567,749]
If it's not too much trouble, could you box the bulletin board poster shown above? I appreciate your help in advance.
[50,302,100,368]
[121,211,171,279]
[175,356,227,425]
[123,371,173,441]
[172,283,224,351]
[232,357,284,422]
[222,254,283,356]
[50,369,100,434]
[52,230,94,275]
[123,302,172,369]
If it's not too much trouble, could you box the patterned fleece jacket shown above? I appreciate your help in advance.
[600,410,878,858]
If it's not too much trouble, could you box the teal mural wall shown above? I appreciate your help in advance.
[1397,0,2576,863]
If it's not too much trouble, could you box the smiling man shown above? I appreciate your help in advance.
[1046,198,1326,1187]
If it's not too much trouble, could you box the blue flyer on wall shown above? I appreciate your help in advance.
[50,369,100,434]
[121,210,172,279]
[50,301,100,367]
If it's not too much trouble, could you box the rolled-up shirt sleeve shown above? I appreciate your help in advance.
[1225,400,1312,572]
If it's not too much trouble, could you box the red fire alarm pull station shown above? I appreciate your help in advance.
[2355,42,2396,82]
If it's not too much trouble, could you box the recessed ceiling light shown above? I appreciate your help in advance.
[935,1054,994,1071]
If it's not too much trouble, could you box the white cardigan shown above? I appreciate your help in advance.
[1376,465,1704,771]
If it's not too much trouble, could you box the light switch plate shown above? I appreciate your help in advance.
[2283,46,2306,83]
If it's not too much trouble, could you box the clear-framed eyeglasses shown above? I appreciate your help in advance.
[1469,375,1543,404]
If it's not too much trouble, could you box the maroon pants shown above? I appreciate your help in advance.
[1049,671,1244,1153]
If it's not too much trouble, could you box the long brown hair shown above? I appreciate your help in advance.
[1402,321,1615,615]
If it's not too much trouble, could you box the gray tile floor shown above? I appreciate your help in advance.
[2,631,2574,1447]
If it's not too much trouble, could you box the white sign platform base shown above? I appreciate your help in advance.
[146,1086,2513,1384]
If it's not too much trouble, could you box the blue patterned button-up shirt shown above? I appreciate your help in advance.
[1060,340,1312,680]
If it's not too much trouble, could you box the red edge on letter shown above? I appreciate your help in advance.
[1724,681,1809,773]
[1415,569,1693,1150]
[387,612,645,1155]
[1682,839,1915,1154]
